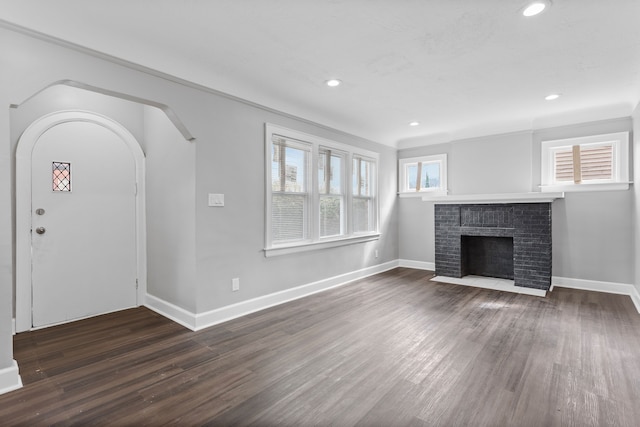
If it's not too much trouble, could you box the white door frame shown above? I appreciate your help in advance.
[15,110,147,332]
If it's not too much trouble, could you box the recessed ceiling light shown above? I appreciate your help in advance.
[326,79,342,87]
[523,1,550,17]
[545,93,561,101]
[409,121,420,127]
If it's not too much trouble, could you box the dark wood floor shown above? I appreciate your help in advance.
[2,268,640,426]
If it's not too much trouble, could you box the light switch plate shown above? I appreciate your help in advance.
[208,193,225,207]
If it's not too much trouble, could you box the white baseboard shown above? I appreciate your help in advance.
[552,276,640,314]
[0,360,23,396]
[631,289,640,314]
[144,294,198,330]
[145,265,640,332]
[398,259,435,271]
[146,260,399,331]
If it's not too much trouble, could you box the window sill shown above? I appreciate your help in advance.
[264,233,381,257]
[399,191,447,198]
[540,182,632,193]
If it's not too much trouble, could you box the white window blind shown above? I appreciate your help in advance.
[271,136,310,243]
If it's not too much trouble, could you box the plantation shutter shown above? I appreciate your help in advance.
[580,144,612,180]
[554,148,574,182]
[554,143,613,184]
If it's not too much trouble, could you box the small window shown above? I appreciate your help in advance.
[552,143,613,183]
[398,154,447,196]
[52,162,71,192]
[541,132,629,192]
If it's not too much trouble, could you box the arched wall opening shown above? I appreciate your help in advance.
[11,83,197,333]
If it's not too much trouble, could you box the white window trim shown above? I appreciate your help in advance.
[265,123,380,256]
[540,131,630,192]
[398,154,448,197]
[265,233,381,257]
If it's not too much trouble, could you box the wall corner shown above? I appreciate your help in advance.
[0,360,22,396]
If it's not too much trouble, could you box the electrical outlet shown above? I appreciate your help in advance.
[375,249,379,258]
[208,193,225,207]
[232,278,240,292]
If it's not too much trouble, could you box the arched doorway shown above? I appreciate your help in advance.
[15,111,146,331]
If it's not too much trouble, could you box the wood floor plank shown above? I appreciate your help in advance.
[2,268,640,426]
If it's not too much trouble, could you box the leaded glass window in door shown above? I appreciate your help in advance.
[52,162,71,192]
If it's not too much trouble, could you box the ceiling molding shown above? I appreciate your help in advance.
[0,19,393,149]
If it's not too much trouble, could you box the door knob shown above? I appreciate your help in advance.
[35,227,46,235]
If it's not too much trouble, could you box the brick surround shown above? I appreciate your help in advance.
[435,203,552,290]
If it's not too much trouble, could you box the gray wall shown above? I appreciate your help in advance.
[535,118,634,284]
[450,132,532,195]
[0,25,398,372]
[633,104,640,293]
[144,106,197,312]
[191,97,398,312]
[399,118,635,285]
[0,46,12,370]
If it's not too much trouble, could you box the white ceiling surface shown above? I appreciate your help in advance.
[2,0,640,147]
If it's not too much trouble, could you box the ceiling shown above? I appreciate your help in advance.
[2,0,640,147]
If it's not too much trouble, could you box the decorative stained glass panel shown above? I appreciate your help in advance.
[52,162,71,192]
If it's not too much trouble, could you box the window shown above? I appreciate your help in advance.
[52,162,71,192]
[398,154,447,196]
[266,124,379,255]
[352,156,376,233]
[271,137,311,242]
[319,147,345,238]
[541,132,629,192]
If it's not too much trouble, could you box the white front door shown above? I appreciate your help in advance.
[30,120,138,328]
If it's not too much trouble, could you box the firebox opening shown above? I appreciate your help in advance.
[461,236,514,280]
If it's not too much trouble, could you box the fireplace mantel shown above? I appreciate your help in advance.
[422,192,564,204]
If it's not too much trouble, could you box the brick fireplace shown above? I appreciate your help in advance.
[434,202,552,291]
